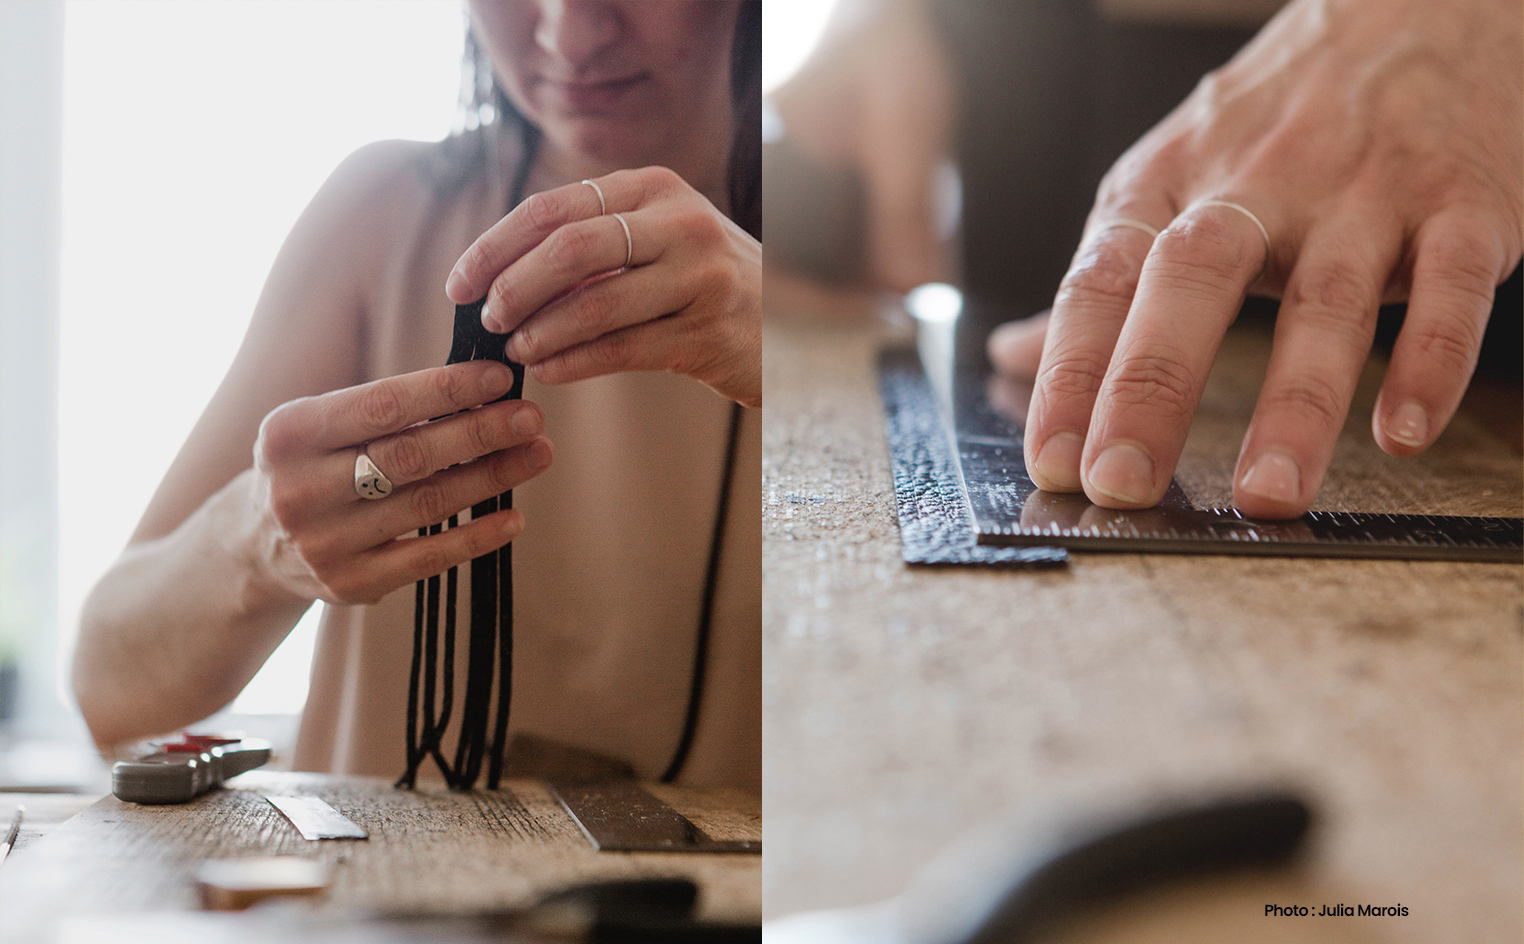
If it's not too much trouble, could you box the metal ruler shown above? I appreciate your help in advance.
[549,780,759,854]
[266,796,368,841]
[880,346,1523,563]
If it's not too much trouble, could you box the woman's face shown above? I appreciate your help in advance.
[469,0,738,173]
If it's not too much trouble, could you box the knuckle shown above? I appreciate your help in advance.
[683,208,725,248]
[459,239,496,286]
[466,410,504,457]
[1037,349,1112,401]
[356,382,407,432]
[1154,213,1257,284]
[411,543,454,583]
[1104,349,1197,415]
[385,433,431,482]
[636,165,683,195]
[1259,375,1348,430]
[1420,230,1501,305]
[267,485,305,529]
[1057,248,1143,310]
[255,401,307,464]
[463,520,508,558]
[408,478,454,527]
[1287,258,1374,318]
[572,289,617,334]
[1405,320,1481,376]
[520,190,565,237]
[543,224,598,271]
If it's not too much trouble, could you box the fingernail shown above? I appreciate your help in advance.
[511,405,541,437]
[480,302,500,333]
[1031,431,1084,490]
[506,333,528,362]
[1087,442,1155,505]
[525,439,553,470]
[445,269,467,300]
[1239,449,1302,504]
[481,365,512,397]
[1385,400,1429,447]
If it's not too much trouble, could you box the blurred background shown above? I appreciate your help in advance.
[0,0,464,790]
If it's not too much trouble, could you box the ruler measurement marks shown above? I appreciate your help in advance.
[879,348,1522,563]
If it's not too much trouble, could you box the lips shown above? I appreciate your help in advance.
[540,73,648,111]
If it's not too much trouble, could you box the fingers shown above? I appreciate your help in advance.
[478,210,655,334]
[340,508,526,605]
[265,361,518,455]
[1233,214,1399,517]
[445,166,687,311]
[987,310,1050,380]
[345,437,553,551]
[528,313,759,407]
[336,398,545,499]
[1373,211,1506,458]
[1023,217,1162,491]
[1080,202,1268,508]
[504,264,687,367]
[446,179,607,305]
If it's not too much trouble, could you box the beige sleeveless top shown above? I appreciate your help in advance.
[291,126,760,788]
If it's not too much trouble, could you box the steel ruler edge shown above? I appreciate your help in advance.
[879,346,1523,563]
[879,347,1068,568]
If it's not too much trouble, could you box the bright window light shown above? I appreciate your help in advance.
[763,0,838,95]
[59,1,464,719]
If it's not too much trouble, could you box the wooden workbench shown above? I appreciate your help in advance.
[760,287,1521,942]
[1,772,760,942]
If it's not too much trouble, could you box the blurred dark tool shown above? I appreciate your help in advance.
[885,287,1523,564]
[765,790,1313,944]
[111,734,270,804]
[0,804,23,863]
[550,780,759,854]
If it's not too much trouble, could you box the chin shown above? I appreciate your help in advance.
[552,117,663,170]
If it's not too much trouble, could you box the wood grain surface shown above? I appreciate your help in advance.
[760,294,1521,943]
[0,772,759,942]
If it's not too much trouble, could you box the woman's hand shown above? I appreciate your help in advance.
[444,166,762,407]
[252,360,553,606]
[993,0,1522,519]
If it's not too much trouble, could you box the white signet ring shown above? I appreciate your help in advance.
[581,178,607,215]
[612,212,633,270]
[354,450,393,500]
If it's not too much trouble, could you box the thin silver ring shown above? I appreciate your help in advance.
[581,178,607,215]
[612,212,632,270]
[354,450,393,500]
[1096,218,1160,241]
[1195,198,1271,277]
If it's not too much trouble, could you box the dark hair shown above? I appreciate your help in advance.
[458,2,760,239]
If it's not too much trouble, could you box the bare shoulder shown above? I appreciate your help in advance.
[281,139,443,276]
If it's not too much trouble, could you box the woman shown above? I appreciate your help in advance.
[72,0,761,788]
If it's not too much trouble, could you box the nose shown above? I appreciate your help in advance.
[534,0,621,72]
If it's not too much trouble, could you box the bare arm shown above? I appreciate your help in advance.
[73,142,554,749]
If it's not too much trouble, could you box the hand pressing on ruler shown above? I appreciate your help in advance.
[445,166,762,408]
[992,0,1522,519]
[249,361,553,606]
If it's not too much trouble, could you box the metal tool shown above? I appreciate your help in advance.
[549,780,759,853]
[0,805,24,863]
[266,796,368,840]
[765,790,1312,944]
[112,735,271,804]
[885,286,1523,563]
